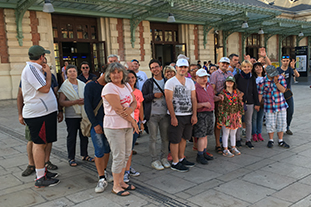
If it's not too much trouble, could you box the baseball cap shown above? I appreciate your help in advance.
[219,57,230,64]
[265,65,279,77]
[196,69,208,77]
[225,76,236,82]
[131,59,139,63]
[176,59,189,67]
[28,45,50,58]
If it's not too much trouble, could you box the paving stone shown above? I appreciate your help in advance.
[144,174,196,194]
[215,179,275,203]
[72,196,121,207]
[205,158,242,174]
[242,170,296,190]
[174,167,219,184]
[272,182,311,203]
[298,174,311,186]
[269,150,297,162]
[65,188,103,203]
[0,154,28,169]
[0,174,23,190]
[0,188,45,207]
[188,189,249,207]
[184,179,224,196]
[33,197,75,207]
[291,194,311,207]
[260,162,311,179]
[218,168,252,182]
[244,158,276,171]
[249,196,292,207]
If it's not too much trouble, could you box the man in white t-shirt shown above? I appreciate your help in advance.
[164,58,197,172]
[132,59,148,90]
[21,45,59,188]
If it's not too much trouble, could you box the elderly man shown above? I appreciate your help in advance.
[21,45,59,188]
[107,54,119,64]
[77,61,97,83]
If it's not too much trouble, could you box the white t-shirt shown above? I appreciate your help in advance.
[102,82,133,129]
[135,70,148,91]
[164,76,195,116]
[21,62,57,118]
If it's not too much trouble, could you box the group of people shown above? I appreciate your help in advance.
[19,44,298,197]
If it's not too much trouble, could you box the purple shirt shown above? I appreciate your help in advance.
[210,69,233,94]
[195,82,215,112]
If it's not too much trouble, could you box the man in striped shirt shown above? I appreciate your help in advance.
[258,65,290,149]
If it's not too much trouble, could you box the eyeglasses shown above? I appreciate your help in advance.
[150,65,160,70]
[190,69,197,72]
[82,67,89,69]
[282,56,290,59]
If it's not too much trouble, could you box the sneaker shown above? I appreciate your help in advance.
[151,160,164,170]
[236,140,242,148]
[130,167,140,177]
[223,150,234,158]
[231,148,241,156]
[161,158,171,168]
[252,134,258,142]
[196,154,208,165]
[170,162,189,172]
[257,134,264,141]
[123,172,130,183]
[105,171,114,183]
[278,141,290,148]
[286,130,293,135]
[95,178,108,193]
[267,140,274,148]
[167,153,173,161]
[245,141,254,149]
[46,170,58,179]
[180,158,195,167]
[203,153,214,160]
[35,176,60,188]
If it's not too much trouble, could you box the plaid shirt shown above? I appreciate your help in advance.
[210,69,233,94]
[257,75,288,113]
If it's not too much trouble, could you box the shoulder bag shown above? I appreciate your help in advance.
[81,99,103,137]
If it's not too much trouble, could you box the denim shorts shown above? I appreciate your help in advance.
[91,124,111,158]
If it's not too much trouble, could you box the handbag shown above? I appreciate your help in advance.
[80,99,103,137]
[283,88,293,100]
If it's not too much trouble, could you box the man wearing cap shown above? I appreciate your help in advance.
[132,59,148,91]
[21,45,60,187]
[165,57,197,172]
[276,55,300,135]
[142,59,170,170]
[258,65,290,149]
[210,57,232,154]
[193,69,221,164]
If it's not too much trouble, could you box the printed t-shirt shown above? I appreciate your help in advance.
[133,88,144,122]
[102,83,133,129]
[152,78,167,115]
[164,76,195,116]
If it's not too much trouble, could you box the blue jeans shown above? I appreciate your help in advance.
[252,108,264,135]
[91,124,111,158]
[286,96,294,130]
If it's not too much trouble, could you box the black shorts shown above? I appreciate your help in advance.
[193,111,214,138]
[168,115,193,144]
[24,111,57,144]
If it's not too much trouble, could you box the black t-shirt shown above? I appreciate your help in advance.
[276,67,293,89]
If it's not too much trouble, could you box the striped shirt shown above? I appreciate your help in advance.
[210,69,233,94]
[257,75,288,113]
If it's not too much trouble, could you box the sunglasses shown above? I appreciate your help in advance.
[282,56,290,59]
[82,67,89,69]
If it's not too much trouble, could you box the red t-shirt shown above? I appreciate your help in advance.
[195,82,215,112]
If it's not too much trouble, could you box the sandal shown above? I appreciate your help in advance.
[215,146,223,154]
[122,184,136,191]
[69,159,78,167]
[45,160,58,170]
[111,189,130,196]
[82,156,94,162]
[22,165,35,177]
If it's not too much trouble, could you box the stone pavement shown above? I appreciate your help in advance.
[0,81,311,207]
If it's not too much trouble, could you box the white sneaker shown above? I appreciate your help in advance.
[151,160,164,170]
[95,178,108,193]
[123,172,130,183]
[161,158,170,168]
[105,171,113,183]
[130,167,140,177]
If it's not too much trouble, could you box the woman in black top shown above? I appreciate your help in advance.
[234,60,260,149]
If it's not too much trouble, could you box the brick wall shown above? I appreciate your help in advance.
[0,9,9,63]
[29,11,40,45]
[116,18,125,61]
